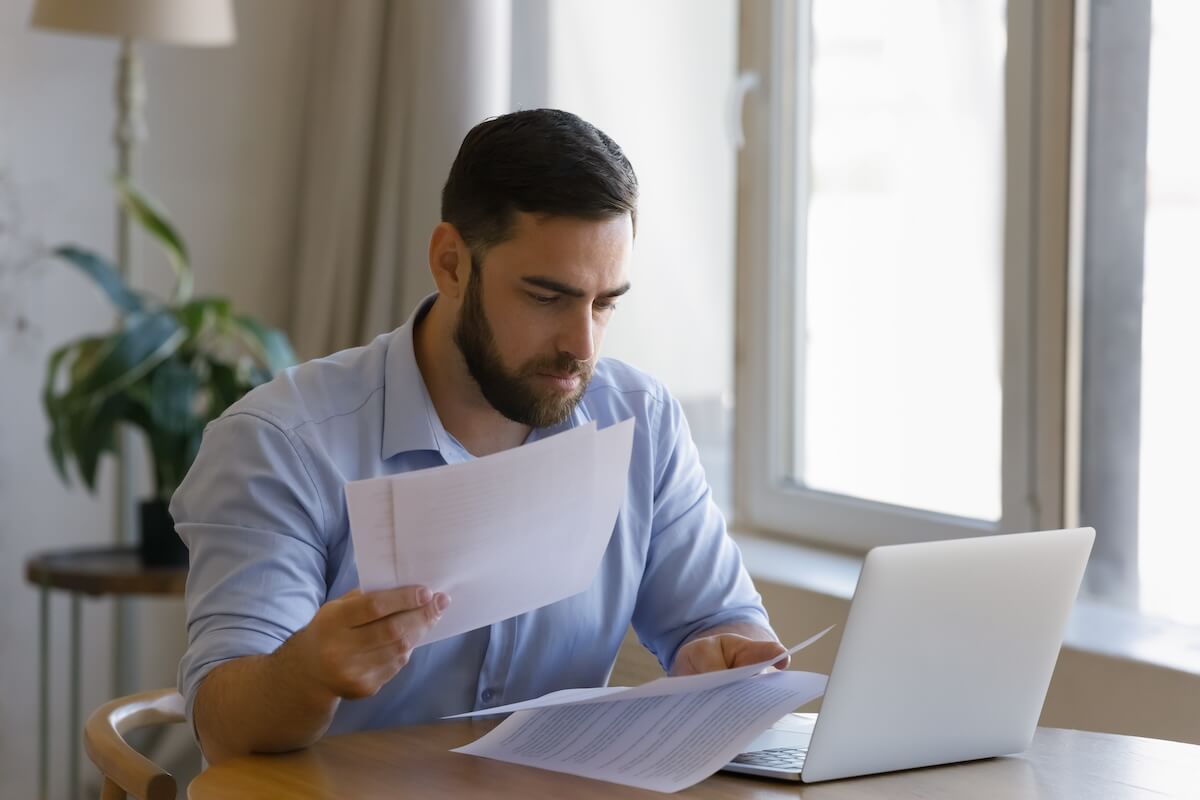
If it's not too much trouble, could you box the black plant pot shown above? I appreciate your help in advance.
[139,499,188,567]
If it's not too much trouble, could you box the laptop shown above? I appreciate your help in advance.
[723,527,1094,783]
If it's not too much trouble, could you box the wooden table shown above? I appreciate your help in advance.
[25,546,187,800]
[189,718,1200,798]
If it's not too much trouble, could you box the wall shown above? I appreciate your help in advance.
[0,1,316,796]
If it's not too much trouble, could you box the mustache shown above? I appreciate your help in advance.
[526,353,592,379]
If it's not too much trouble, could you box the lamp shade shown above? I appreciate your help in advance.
[31,0,235,46]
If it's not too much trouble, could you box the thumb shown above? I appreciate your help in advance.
[671,637,727,676]
[727,638,790,669]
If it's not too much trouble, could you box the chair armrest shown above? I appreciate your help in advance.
[84,688,185,800]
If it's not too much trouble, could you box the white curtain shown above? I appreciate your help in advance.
[288,0,511,359]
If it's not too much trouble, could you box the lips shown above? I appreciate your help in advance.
[539,372,582,391]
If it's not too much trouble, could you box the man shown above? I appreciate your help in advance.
[174,109,786,765]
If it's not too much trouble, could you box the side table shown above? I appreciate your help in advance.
[25,547,187,800]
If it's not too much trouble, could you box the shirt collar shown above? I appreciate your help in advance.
[381,294,444,460]
[381,293,596,461]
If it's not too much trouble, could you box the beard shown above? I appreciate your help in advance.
[453,265,593,428]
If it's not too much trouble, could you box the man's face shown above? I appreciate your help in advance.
[453,212,633,428]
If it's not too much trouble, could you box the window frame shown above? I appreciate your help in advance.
[1070,0,1152,606]
[733,0,1076,549]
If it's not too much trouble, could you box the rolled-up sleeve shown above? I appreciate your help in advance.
[171,411,329,725]
[631,392,771,671]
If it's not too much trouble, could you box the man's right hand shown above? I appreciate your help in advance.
[193,584,451,763]
[287,585,451,701]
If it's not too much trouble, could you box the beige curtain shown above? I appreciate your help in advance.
[288,0,511,359]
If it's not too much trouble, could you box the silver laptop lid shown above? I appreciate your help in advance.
[801,527,1094,783]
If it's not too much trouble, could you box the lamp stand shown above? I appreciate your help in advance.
[115,35,145,275]
[113,35,146,705]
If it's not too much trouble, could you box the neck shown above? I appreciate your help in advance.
[413,297,532,457]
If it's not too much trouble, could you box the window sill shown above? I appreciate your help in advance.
[732,529,1200,678]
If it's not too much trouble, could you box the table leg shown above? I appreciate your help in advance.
[70,593,81,800]
[38,582,49,800]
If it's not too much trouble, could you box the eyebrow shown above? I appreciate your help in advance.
[521,276,632,299]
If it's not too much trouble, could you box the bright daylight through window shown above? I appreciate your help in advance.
[1138,0,1200,626]
[795,1,1006,521]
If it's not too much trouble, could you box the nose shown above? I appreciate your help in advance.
[557,306,595,365]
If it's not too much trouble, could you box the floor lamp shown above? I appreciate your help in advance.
[29,3,234,797]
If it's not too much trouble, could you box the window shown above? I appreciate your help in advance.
[735,0,1072,549]
[739,0,1200,628]
[511,1,1196,627]
[796,0,1005,521]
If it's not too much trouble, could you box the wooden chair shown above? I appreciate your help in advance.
[84,688,187,800]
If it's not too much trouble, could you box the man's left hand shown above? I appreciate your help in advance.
[670,633,790,676]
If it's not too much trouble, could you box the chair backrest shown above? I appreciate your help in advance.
[84,688,186,800]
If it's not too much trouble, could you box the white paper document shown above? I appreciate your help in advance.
[445,624,835,719]
[345,418,635,645]
[453,670,828,793]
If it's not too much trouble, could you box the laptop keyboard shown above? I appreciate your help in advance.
[730,746,808,770]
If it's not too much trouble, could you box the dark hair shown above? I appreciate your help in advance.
[441,109,639,257]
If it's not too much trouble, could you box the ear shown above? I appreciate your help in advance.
[427,222,471,299]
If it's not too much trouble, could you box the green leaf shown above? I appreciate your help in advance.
[65,310,186,405]
[121,372,156,419]
[43,341,72,414]
[115,179,193,303]
[67,395,121,491]
[147,358,202,436]
[45,416,68,484]
[184,429,204,471]
[176,297,232,338]
[42,343,76,483]
[67,337,108,386]
[232,314,296,375]
[144,425,185,499]
[204,359,247,419]
[118,391,154,433]
[52,246,144,313]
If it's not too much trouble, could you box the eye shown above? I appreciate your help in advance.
[594,299,619,313]
[528,292,558,305]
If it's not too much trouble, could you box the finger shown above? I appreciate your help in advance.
[343,585,434,627]
[673,638,728,676]
[357,592,451,652]
[726,638,790,669]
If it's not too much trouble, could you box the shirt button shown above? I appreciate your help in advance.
[481,688,496,703]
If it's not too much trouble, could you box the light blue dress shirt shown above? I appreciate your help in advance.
[173,295,770,735]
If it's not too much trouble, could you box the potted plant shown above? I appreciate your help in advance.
[42,182,295,564]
